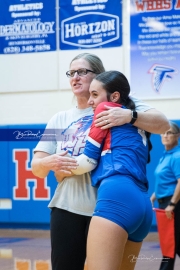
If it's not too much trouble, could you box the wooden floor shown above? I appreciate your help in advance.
[0,230,180,270]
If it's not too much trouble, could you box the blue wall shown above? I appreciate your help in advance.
[0,120,180,229]
[0,124,57,228]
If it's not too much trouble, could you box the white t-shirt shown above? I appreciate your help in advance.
[34,98,152,216]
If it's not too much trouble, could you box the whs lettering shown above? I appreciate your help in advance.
[135,0,180,11]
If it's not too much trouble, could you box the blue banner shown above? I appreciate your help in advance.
[0,0,56,54]
[60,0,122,50]
[130,0,180,99]
[1,122,180,227]
[0,128,77,141]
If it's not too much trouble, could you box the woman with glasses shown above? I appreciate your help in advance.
[151,122,180,270]
[31,53,169,270]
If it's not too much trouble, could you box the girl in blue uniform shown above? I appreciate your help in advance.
[71,71,153,270]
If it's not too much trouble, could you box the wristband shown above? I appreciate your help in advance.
[71,154,97,175]
[169,202,176,207]
[130,111,138,125]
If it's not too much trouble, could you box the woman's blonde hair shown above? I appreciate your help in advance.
[70,53,105,74]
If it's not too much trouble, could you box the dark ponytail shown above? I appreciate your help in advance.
[95,71,135,110]
[123,97,135,110]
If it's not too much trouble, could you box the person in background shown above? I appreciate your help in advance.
[71,70,153,270]
[31,53,169,270]
[151,122,180,270]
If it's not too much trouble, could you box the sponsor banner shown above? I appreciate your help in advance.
[60,0,122,49]
[130,0,180,99]
[0,0,56,54]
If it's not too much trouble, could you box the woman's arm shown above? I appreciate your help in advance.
[169,179,180,204]
[150,192,156,207]
[165,179,180,219]
[31,151,78,178]
[133,109,170,134]
[94,106,170,134]
[55,170,74,182]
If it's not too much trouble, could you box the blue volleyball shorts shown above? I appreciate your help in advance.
[93,175,153,242]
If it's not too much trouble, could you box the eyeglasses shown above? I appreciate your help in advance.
[66,68,97,78]
[161,131,178,136]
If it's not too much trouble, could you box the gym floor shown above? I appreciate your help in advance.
[0,230,180,270]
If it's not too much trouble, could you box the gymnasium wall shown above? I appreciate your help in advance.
[0,1,180,228]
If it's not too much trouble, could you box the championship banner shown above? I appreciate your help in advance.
[59,0,122,50]
[130,0,180,99]
[0,0,56,54]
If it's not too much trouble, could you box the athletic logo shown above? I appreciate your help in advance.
[61,115,93,156]
[148,64,177,93]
